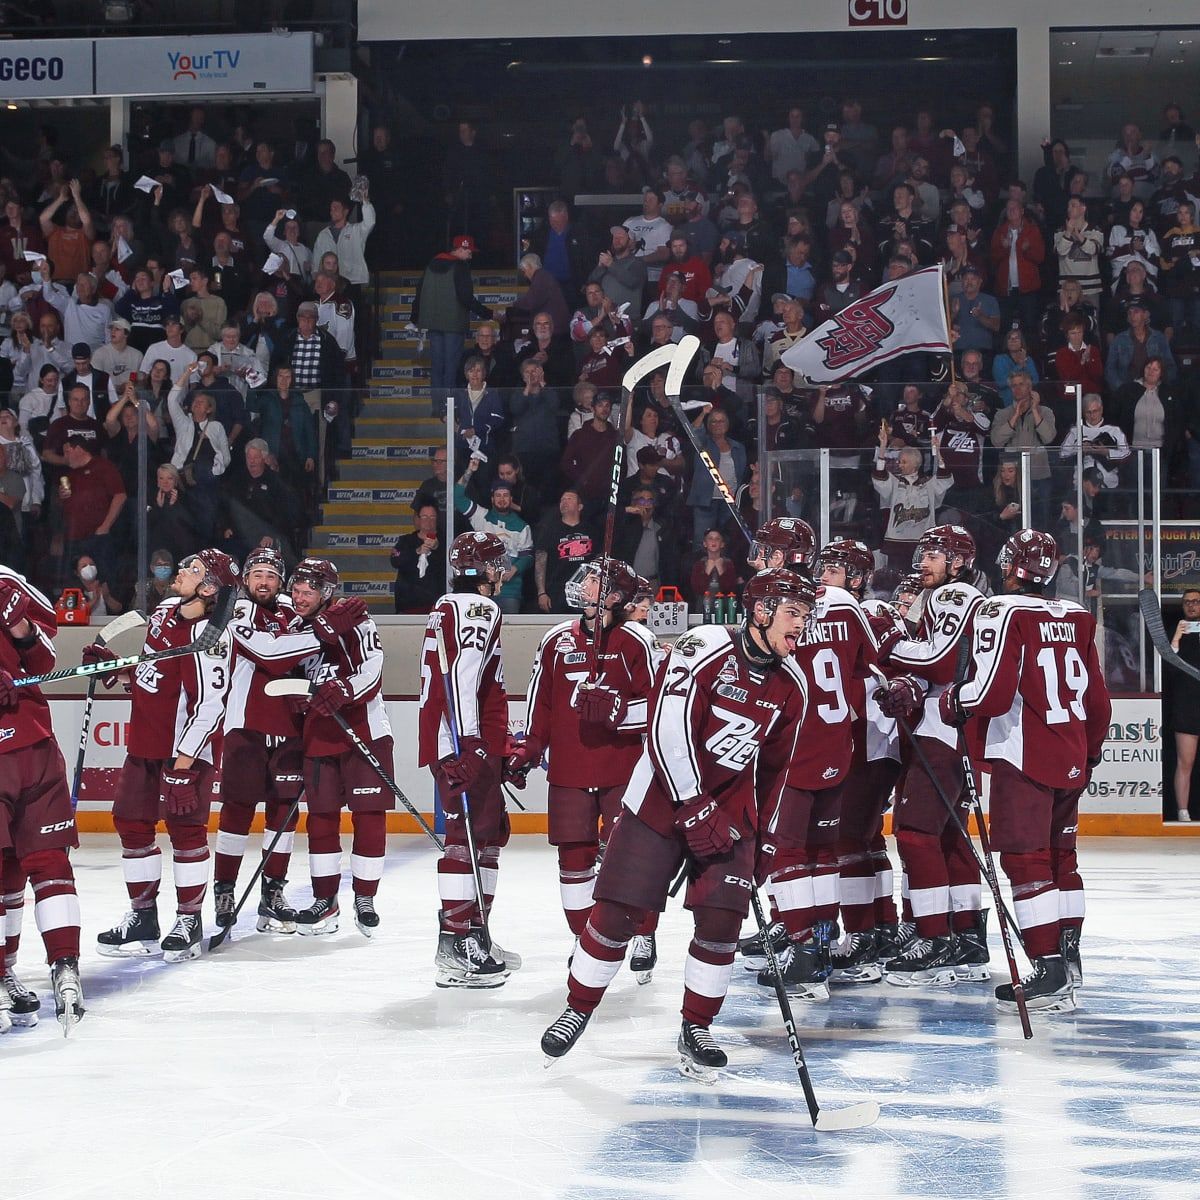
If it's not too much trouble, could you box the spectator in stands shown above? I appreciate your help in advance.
[391,501,446,614]
[1107,200,1160,283]
[43,383,104,465]
[104,382,163,490]
[413,234,494,416]
[220,438,300,562]
[92,317,142,400]
[534,488,596,613]
[172,107,217,169]
[36,264,111,352]
[61,343,109,420]
[73,552,124,617]
[39,180,94,282]
[19,363,62,451]
[949,264,1000,359]
[58,432,126,580]
[188,351,246,447]
[32,313,71,381]
[992,327,1040,406]
[1054,198,1105,309]
[1159,201,1200,337]
[1059,393,1130,489]
[0,198,45,280]
[989,369,1056,527]
[488,454,541,528]
[1105,124,1159,200]
[510,254,571,340]
[528,201,591,308]
[412,446,451,525]
[686,407,746,545]
[990,198,1045,334]
[1105,259,1166,343]
[560,391,621,513]
[959,348,1001,416]
[139,313,195,382]
[311,185,375,292]
[1048,313,1105,394]
[1040,277,1100,353]
[572,280,637,353]
[181,267,226,346]
[453,354,506,458]
[116,268,175,353]
[167,367,230,538]
[251,365,318,497]
[764,235,817,305]
[1112,356,1183,473]
[588,227,648,328]
[614,483,678,598]
[1105,300,1177,392]
[276,301,346,452]
[1033,138,1082,231]
[688,527,739,608]
[872,432,953,568]
[264,208,313,283]
[1,311,34,400]
[990,457,1024,542]
[455,468,532,615]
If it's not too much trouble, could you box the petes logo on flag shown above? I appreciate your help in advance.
[782,264,950,384]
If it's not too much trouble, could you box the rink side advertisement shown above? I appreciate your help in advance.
[49,696,1165,835]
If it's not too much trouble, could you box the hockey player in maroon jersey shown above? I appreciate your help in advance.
[94,549,237,964]
[506,558,660,977]
[419,533,516,987]
[541,569,813,1080]
[213,548,367,934]
[288,558,391,938]
[0,568,85,1032]
[941,530,1111,1011]
[756,538,884,999]
[875,524,990,987]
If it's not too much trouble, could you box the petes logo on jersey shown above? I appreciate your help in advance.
[135,662,164,693]
[822,765,839,780]
[705,705,762,771]
[815,288,897,370]
[0,727,13,743]
[1068,766,1081,779]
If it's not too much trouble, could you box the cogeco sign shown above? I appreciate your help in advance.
[0,40,94,99]
[0,55,65,82]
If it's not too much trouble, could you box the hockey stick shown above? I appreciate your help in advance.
[433,620,494,952]
[501,782,527,812]
[69,609,147,810]
[1139,588,1200,683]
[206,792,304,953]
[262,679,445,851]
[873,667,1033,1039]
[14,587,237,689]
[749,885,881,1131]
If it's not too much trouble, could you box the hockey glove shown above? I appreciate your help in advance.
[577,683,628,730]
[938,684,970,728]
[436,735,490,798]
[311,598,368,645]
[877,675,923,720]
[0,668,17,711]
[311,678,354,716]
[866,607,902,641]
[874,625,906,665]
[161,766,201,815]
[674,794,736,861]
[81,641,124,689]
[502,739,541,789]
[0,581,30,630]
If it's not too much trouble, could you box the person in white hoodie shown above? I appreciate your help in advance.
[312,188,375,291]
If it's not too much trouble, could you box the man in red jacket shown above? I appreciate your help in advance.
[990,199,1045,337]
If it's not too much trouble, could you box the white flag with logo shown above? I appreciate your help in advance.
[781,264,951,384]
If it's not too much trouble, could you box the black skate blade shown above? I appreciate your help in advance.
[814,1100,880,1132]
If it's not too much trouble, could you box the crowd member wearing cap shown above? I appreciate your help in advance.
[454,467,532,614]
[940,223,986,288]
[588,226,648,329]
[622,188,673,290]
[1105,258,1165,343]
[58,341,110,420]
[139,313,196,384]
[948,263,1000,358]
[412,234,496,416]
[510,252,571,338]
[812,250,866,322]
[1105,299,1177,392]
[92,316,143,401]
[37,261,113,350]
[798,122,854,209]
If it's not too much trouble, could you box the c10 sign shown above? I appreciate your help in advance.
[849,0,909,25]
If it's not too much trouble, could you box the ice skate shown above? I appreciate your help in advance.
[1060,926,1083,992]
[50,956,85,1036]
[883,934,958,987]
[213,881,236,928]
[758,939,831,1001]
[876,920,916,961]
[950,910,991,981]
[161,913,203,962]
[257,876,298,934]
[0,978,12,1034]
[473,925,522,970]
[739,920,786,971]
[97,907,162,958]
[295,895,340,936]
[830,929,882,984]
[677,1021,727,1084]
[541,1005,590,1064]
[996,954,1076,1013]
[435,929,509,988]
[629,933,657,984]
[4,970,41,1027]
[354,895,380,938]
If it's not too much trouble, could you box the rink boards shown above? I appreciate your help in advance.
[47,694,1171,835]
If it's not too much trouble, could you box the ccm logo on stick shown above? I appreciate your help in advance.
[848,0,908,26]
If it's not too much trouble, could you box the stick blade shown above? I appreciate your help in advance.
[814,1100,881,1132]
[666,335,700,395]
[263,678,313,698]
[206,929,230,953]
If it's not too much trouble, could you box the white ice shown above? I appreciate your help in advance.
[9,837,1200,1200]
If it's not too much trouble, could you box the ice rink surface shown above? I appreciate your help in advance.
[9,836,1200,1200]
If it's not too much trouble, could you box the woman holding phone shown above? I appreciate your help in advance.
[1169,589,1200,822]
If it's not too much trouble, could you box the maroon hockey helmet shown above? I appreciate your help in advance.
[743,567,817,619]
[565,557,640,611]
[815,539,874,588]
[998,529,1059,585]
[242,545,286,582]
[449,531,509,578]
[893,572,924,603]
[181,548,239,594]
[290,557,340,602]
[913,523,976,573]
[750,517,816,571]
[630,574,655,606]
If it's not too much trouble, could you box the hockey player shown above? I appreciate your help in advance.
[541,569,813,1080]
[0,569,85,1032]
[506,558,660,977]
[0,853,42,1026]
[214,548,367,933]
[757,538,883,999]
[288,558,392,938]
[419,532,515,987]
[941,530,1110,1011]
[875,524,989,987]
[94,549,237,964]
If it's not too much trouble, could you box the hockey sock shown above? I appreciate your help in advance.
[115,817,162,908]
[1051,845,1085,932]
[350,811,386,898]
[637,909,660,935]
[768,849,815,942]
[836,840,876,934]
[870,829,899,925]
[682,907,741,1027]
[567,900,640,1014]
[943,823,982,932]
[437,842,476,935]
[557,842,598,936]
[894,829,950,938]
[1000,850,1060,958]
[306,812,343,900]
[900,870,913,922]
[479,843,500,917]
[214,802,255,885]
[168,823,209,916]
[1,854,26,966]
[24,848,80,964]
[263,798,299,879]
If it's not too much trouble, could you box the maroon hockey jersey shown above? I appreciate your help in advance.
[299,612,389,756]
[0,567,58,754]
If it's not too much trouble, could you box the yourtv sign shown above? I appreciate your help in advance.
[0,33,313,100]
